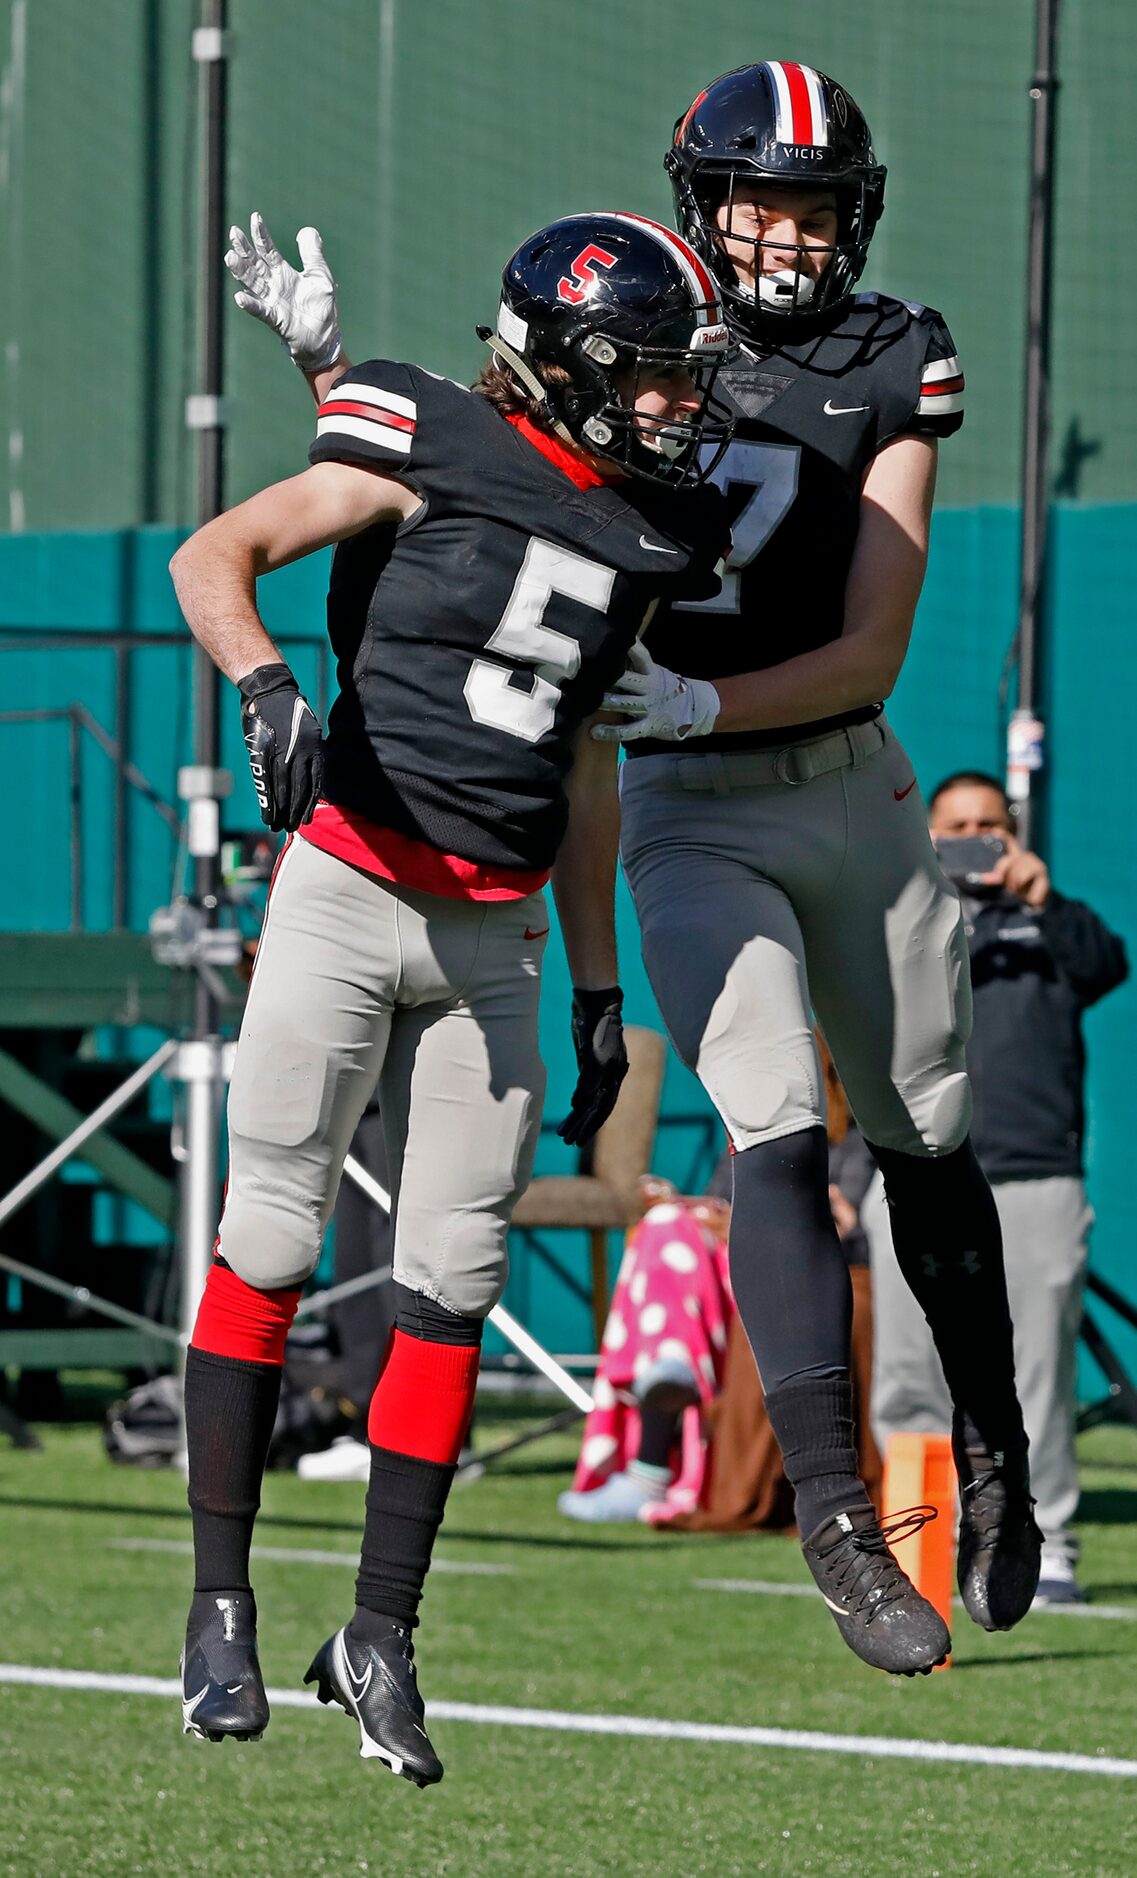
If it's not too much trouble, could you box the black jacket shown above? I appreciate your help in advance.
[962,889,1128,1181]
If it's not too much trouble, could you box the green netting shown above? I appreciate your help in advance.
[1,0,1135,524]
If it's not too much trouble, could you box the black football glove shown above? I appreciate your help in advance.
[238,662,324,833]
[557,987,629,1148]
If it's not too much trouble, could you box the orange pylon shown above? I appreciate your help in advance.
[882,1431,956,1669]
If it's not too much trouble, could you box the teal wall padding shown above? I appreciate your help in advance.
[1,509,1133,1371]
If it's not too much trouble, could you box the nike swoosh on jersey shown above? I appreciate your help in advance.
[823,399,870,415]
[639,535,679,554]
[894,778,918,801]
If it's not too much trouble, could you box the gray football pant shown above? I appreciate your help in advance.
[864,1170,1091,1550]
[217,835,548,1315]
[618,717,973,1155]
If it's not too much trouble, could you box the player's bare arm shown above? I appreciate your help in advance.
[709,432,937,731]
[171,460,418,832]
[552,719,621,991]
[170,460,418,683]
[597,433,937,742]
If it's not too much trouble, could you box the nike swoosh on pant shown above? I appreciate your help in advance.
[894,778,917,801]
[524,927,549,941]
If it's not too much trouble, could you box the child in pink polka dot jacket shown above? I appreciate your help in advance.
[558,1191,734,1524]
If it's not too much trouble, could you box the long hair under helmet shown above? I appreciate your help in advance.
[477,212,734,488]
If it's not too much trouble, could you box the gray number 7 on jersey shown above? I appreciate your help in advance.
[677,439,801,616]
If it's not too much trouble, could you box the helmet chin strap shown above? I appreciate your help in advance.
[477,328,580,452]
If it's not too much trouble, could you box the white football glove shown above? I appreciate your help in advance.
[591,642,721,744]
[225,212,343,372]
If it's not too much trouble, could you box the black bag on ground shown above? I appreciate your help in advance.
[103,1373,183,1467]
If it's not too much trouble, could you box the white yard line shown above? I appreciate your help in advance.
[1,1662,1134,1779]
[694,1577,1137,1621]
[104,1537,511,1576]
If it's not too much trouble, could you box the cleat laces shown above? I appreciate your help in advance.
[827,1505,938,1625]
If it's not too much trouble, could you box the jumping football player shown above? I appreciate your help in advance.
[173,211,731,1782]
[593,63,1041,1671]
[234,63,1041,1683]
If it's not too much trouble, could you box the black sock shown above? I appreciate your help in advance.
[764,1374,871,1537]
[184,1346,282,1593]
[869,1138,1026,1458]
[728,1127,853,1391]
[352,1448,455,1635]
[638,1406,681,1470]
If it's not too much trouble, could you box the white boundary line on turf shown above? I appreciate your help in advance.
[693,1578,1137,1621]
[104,1538,512,1577]
[2,1663,1135,1780]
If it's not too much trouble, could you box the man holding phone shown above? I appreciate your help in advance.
[865,771,1128,1603]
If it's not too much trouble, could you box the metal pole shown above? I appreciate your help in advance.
[1008,0,1060,848]
[0,1245,184,1349]
[178,0,233,1337]
[175,1037,226,1342]
[68,708,83,930]
[113,640,130,928]
[0,1040,177,1234]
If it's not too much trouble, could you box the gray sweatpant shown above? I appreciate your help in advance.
[618,717,972,1156]
[864,1169,1091,1551]
[217,835,548,1315]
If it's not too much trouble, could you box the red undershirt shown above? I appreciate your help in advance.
[299,412,621,900]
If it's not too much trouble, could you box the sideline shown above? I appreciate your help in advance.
[2,1662,1135,1779]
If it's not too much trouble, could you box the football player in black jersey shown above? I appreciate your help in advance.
[171,211,731,1780]
[592,62,1040,1671]
[235,61,1039,1683]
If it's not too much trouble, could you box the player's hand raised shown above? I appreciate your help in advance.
[225,213,343,372]
[238,663,324,833]
[591,642,720,744]
[558,987,629,1148]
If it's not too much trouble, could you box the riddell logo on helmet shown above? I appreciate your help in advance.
[690,324,728,349]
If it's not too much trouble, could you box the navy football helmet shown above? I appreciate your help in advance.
[480,212,734,486]
[666,63,886,330]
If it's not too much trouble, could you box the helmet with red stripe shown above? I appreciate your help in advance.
[478,212,734,487]
[666,63,886,330]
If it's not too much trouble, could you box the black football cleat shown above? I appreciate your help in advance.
[801,1504,952,1676]
[956,1443,1043,1631]
[180,1590,269,1742]
[304,1624,443,1788]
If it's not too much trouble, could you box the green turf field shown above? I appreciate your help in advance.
[2,1400,1136,1877]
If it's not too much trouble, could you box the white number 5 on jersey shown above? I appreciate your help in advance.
[464,537,615,743]
[677,439,801,615]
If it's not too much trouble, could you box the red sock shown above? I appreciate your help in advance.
[191,1259,301,1366]
[367,1328,480,1465]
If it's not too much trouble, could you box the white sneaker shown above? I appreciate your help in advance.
[1032,1542,1086,1606]
[297,1436,370,1483]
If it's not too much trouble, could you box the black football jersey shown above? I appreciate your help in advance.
[637,292,963,753]
[307,361,728,869]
